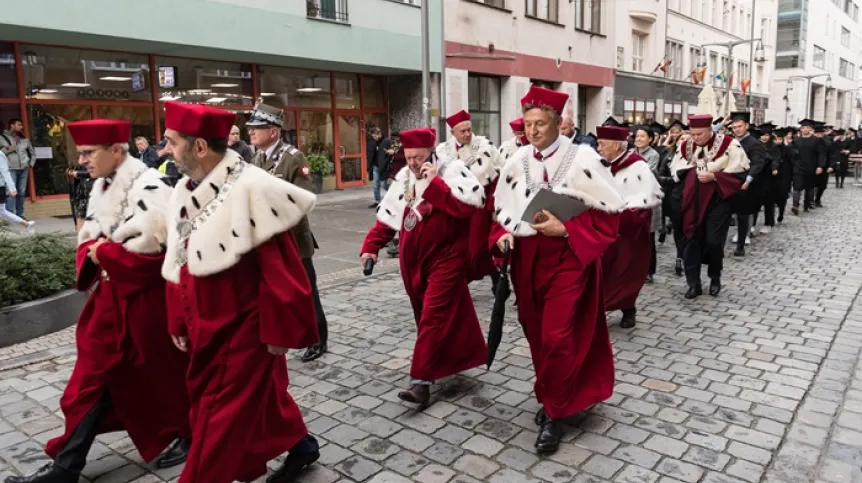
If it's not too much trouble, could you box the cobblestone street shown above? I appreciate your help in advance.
[2,186,862,483]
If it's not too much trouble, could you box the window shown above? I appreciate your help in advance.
[842,27,851,47]
[526,0,559,22]
[665,40,684,80]
[690,47,703,82]
[306,0,349,23]
[632,32,646,72]
[21,45,151,102]
[259,67,331,108]
[839,58,855,79]
[617,47,625,69]
[669,0,680,11]
[474,0,506,7]
[814,45,826,69]
[714,0,721,28]
[155,56,253,106]
[467,75,501,146]
[574,0,602,34]
[623,98,656,124]
[723,1,730,30]
[701,0,709,22]
[0,42,16,99]
[709,52,719,86]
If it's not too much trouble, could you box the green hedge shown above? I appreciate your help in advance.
[0,232,76,307]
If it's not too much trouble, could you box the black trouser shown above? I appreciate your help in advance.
[649,232,657,275]
[776,191,788,219]
[762,195,775,227]
[815,172,829,204]
[736,215,750,251]
[54,392,112,475]
[836,171,847,187]
[301,257,328,346]
[682,203,731,287]
[792,174,815,209]
[669,209,684,259]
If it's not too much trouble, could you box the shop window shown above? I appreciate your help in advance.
[362,76,386,109]
[0,104,20,134]
[335,73,360,109]
[468,75,502,146]
[0,42,17,99]
[28,104,93,196]
[259,66,331,109]
[96,106,155,153]
[364,113,389,138]
[156,57,253,106]
[21,45,151,102]
[300,111,335,176]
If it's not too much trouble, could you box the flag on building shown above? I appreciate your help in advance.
[741,78,752,96]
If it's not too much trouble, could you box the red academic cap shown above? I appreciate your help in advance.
[164,101,235,139]
[596,126,630,141]
[67,119,131,146]
[399,128,437,149]
[520,86,568,114]
[509,118,525,132]
[446,110,471,128]
[688,114,714,129]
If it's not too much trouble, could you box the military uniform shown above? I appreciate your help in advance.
[248,104,328,362]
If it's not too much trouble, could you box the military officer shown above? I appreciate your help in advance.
[249,103,329,362]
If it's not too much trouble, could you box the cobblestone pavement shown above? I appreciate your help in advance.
[2,186,862,483]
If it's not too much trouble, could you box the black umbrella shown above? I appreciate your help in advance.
[486,240,512,369]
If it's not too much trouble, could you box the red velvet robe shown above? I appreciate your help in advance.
[681,169,744,240]
[362,176,488,381]
[46,242,191,462]
[467,179,499,281]
[167,232,318,483]
[602,154,655,311]
[490,210,620,420]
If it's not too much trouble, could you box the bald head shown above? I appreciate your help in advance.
[560,117,575,137]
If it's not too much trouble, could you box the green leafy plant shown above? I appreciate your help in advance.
[0,233,76,307]
[306,152,332,177]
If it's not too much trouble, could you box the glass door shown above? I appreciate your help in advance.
[334,113,365,188]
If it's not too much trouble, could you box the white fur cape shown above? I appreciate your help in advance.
[161,150,316,283]
[668,134,750,182]
[494,136,626,237]
[435,135,504,187]
[376,157,485,231]
[612,153,664,210]
[78,156,171,254]
[499,137,523,162]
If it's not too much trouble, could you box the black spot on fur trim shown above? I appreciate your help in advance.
[124,214,134,223]
[623,178,628,183]
[385,209,393,216]
[232,230,239,237]
[271,208,278,217]
[137,200,148,211]
[506,175,513,184]
[472,185,480,192]
[160,177,172,186]
[600,159,611,167]
[495,207,502,216]
[495,168,500,174]
[461,171,468,178]
[643,199,648,204]
[121,234,140,244]
[458,186,465,194]
[143,185,158,190]
[600,201,607,206]
[226,166,233,175]
[219,243,226,252]
[288,194,295,203]
[160,243,167,251]
[512,181,518,190]
[197,250,202,261]
[483,151,491,158]
[481,196,486,204]
[562,183,568,188]
[637,175,642,181]
[210,182,219,195]
[191,196,200,209]
[180,206,188,218]
[525,188,531,198]
[399,194,404,200]
[477,158,483,166]
[250,218,256,228]
[584,169,592,179]
[504,217,512,225]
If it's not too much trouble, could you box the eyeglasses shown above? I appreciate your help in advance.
[77,147,105,160]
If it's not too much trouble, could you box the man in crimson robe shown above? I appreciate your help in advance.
[160,101,320,483]
[669,114,749,299]
[596,126,663,329]
[492,86,626,453]
[361,127,488,405]
[435,110,504,284]
[499,118,527,161]
[6,120,191,483]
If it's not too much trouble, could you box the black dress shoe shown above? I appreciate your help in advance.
[156,438,190,469]
[644,274,654,284]
[733,248,745,257]
[792,206,799,215]
[777,213,784,223]
[301,344,327,363]
[674,258,683,276]
[267,442,320,483]
[534,419,563,453]
[398,384,430,405]
[709,279,721,296]
[4,464,77,483]
[533,407,547,426]
[620,310,636,329]
[685,285,702,299]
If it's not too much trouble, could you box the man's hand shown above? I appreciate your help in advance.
[360,253,378,266]
[267,345,289,355]
[87,237,109,264]
[828,167,834,173]
[816,167,824,175]
[420,161,437,179]
[531,210,567,237]
[697,172,716,183]
[8,190,16,198]
[171,335,188,352]
[772,169,778,176]
[496,233,515,252]
[741,181,750,190]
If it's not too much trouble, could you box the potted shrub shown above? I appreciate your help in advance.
[306,152,332,194]
[0,231,83,348]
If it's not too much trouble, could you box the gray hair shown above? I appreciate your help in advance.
[522,104,562,123]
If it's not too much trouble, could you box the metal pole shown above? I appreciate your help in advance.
[804,77,811,120]
[439,0,446,133]
[747,0,756,109]
[726,42,734,116]
[420,0,431,127]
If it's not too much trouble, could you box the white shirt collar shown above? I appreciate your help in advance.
[534,136,562,158]
[264,141,279,159]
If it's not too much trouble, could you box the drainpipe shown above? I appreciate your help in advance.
[421,0,431,127]
[440,0,447,134]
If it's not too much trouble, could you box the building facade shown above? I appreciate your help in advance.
[614,0,773,126]
[766,0,862,128]
[441,0,616,145]
[0,0,442,217]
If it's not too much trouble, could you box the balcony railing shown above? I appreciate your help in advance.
[307,0,349,23]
